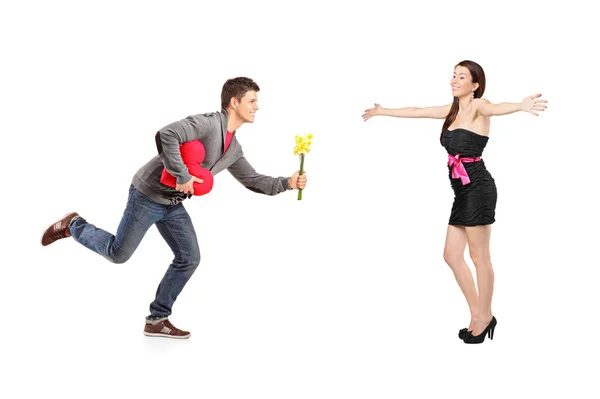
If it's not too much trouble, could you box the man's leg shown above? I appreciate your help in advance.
[143,202,200,339]
[43,185,163,264]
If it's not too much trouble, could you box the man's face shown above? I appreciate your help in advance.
[234,90,259,123]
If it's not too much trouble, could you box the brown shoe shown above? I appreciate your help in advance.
[144,318,191,339]
[41,212,79,246]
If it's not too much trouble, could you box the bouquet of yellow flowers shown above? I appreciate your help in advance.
[293,133,313,200]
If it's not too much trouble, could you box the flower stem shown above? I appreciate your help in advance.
[297,153,305,200]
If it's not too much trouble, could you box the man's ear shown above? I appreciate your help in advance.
[229,97,237,109]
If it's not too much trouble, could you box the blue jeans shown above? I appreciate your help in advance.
[69,184,201,318]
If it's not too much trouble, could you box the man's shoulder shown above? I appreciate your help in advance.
[197,110,219,117]
[182,110,224,128]
[188,110,224,120]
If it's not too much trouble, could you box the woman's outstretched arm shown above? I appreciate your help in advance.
[475,93,548,117]
[362,103,452,121]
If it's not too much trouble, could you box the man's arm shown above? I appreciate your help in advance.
[227,155,292,196]
[155,114,213,186]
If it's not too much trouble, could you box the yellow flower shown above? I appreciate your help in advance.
[293,133,313,200]
[293,133,313,155]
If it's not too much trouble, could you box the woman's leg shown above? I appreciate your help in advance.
[443,224,479,330]
[465,225,494,336]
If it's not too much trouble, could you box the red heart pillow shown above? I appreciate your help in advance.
[160,140,214,196]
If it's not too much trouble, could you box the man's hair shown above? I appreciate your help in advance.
[221,77,260,110]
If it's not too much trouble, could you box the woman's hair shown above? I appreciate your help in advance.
[440,60,486,144]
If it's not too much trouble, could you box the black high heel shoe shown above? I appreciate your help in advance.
[458,328,471,339]
[462,316,497,344]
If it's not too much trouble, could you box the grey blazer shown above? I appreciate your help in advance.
[132,109,291,205]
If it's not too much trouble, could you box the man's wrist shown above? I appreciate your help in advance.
[288,177,294,190]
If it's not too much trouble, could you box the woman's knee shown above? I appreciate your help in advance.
[469,249,491,268]
[443,248,463,267]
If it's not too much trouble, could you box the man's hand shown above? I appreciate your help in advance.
[176,176,203,195]
[289,171,307,190]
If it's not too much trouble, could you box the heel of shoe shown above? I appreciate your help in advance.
[487,317,497,340]
[463,316,497,344]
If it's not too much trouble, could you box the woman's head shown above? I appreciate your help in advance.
[450,60,486,100]
[441,61,486,144]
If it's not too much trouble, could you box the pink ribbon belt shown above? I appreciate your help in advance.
[448,154,481,185]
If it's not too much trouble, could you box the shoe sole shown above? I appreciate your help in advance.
[41,212,79,246]
[143,331,191,339]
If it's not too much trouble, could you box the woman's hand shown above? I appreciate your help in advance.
[362,103,382,121]
[520,94,548,116]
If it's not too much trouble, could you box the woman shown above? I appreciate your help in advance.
[362,60,547,344]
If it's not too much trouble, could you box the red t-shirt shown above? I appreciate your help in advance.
[224,131,234,153]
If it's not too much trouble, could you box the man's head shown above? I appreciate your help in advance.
[221,77,260,123]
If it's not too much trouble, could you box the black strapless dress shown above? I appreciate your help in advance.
[441,128,497,226]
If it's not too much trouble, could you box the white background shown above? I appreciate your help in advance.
[1,0,599,398]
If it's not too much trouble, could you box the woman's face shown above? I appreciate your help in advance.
[451,65,478,98]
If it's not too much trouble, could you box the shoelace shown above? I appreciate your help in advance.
[48,228,69,241]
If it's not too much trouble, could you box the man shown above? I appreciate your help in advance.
[41,77,307,339]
